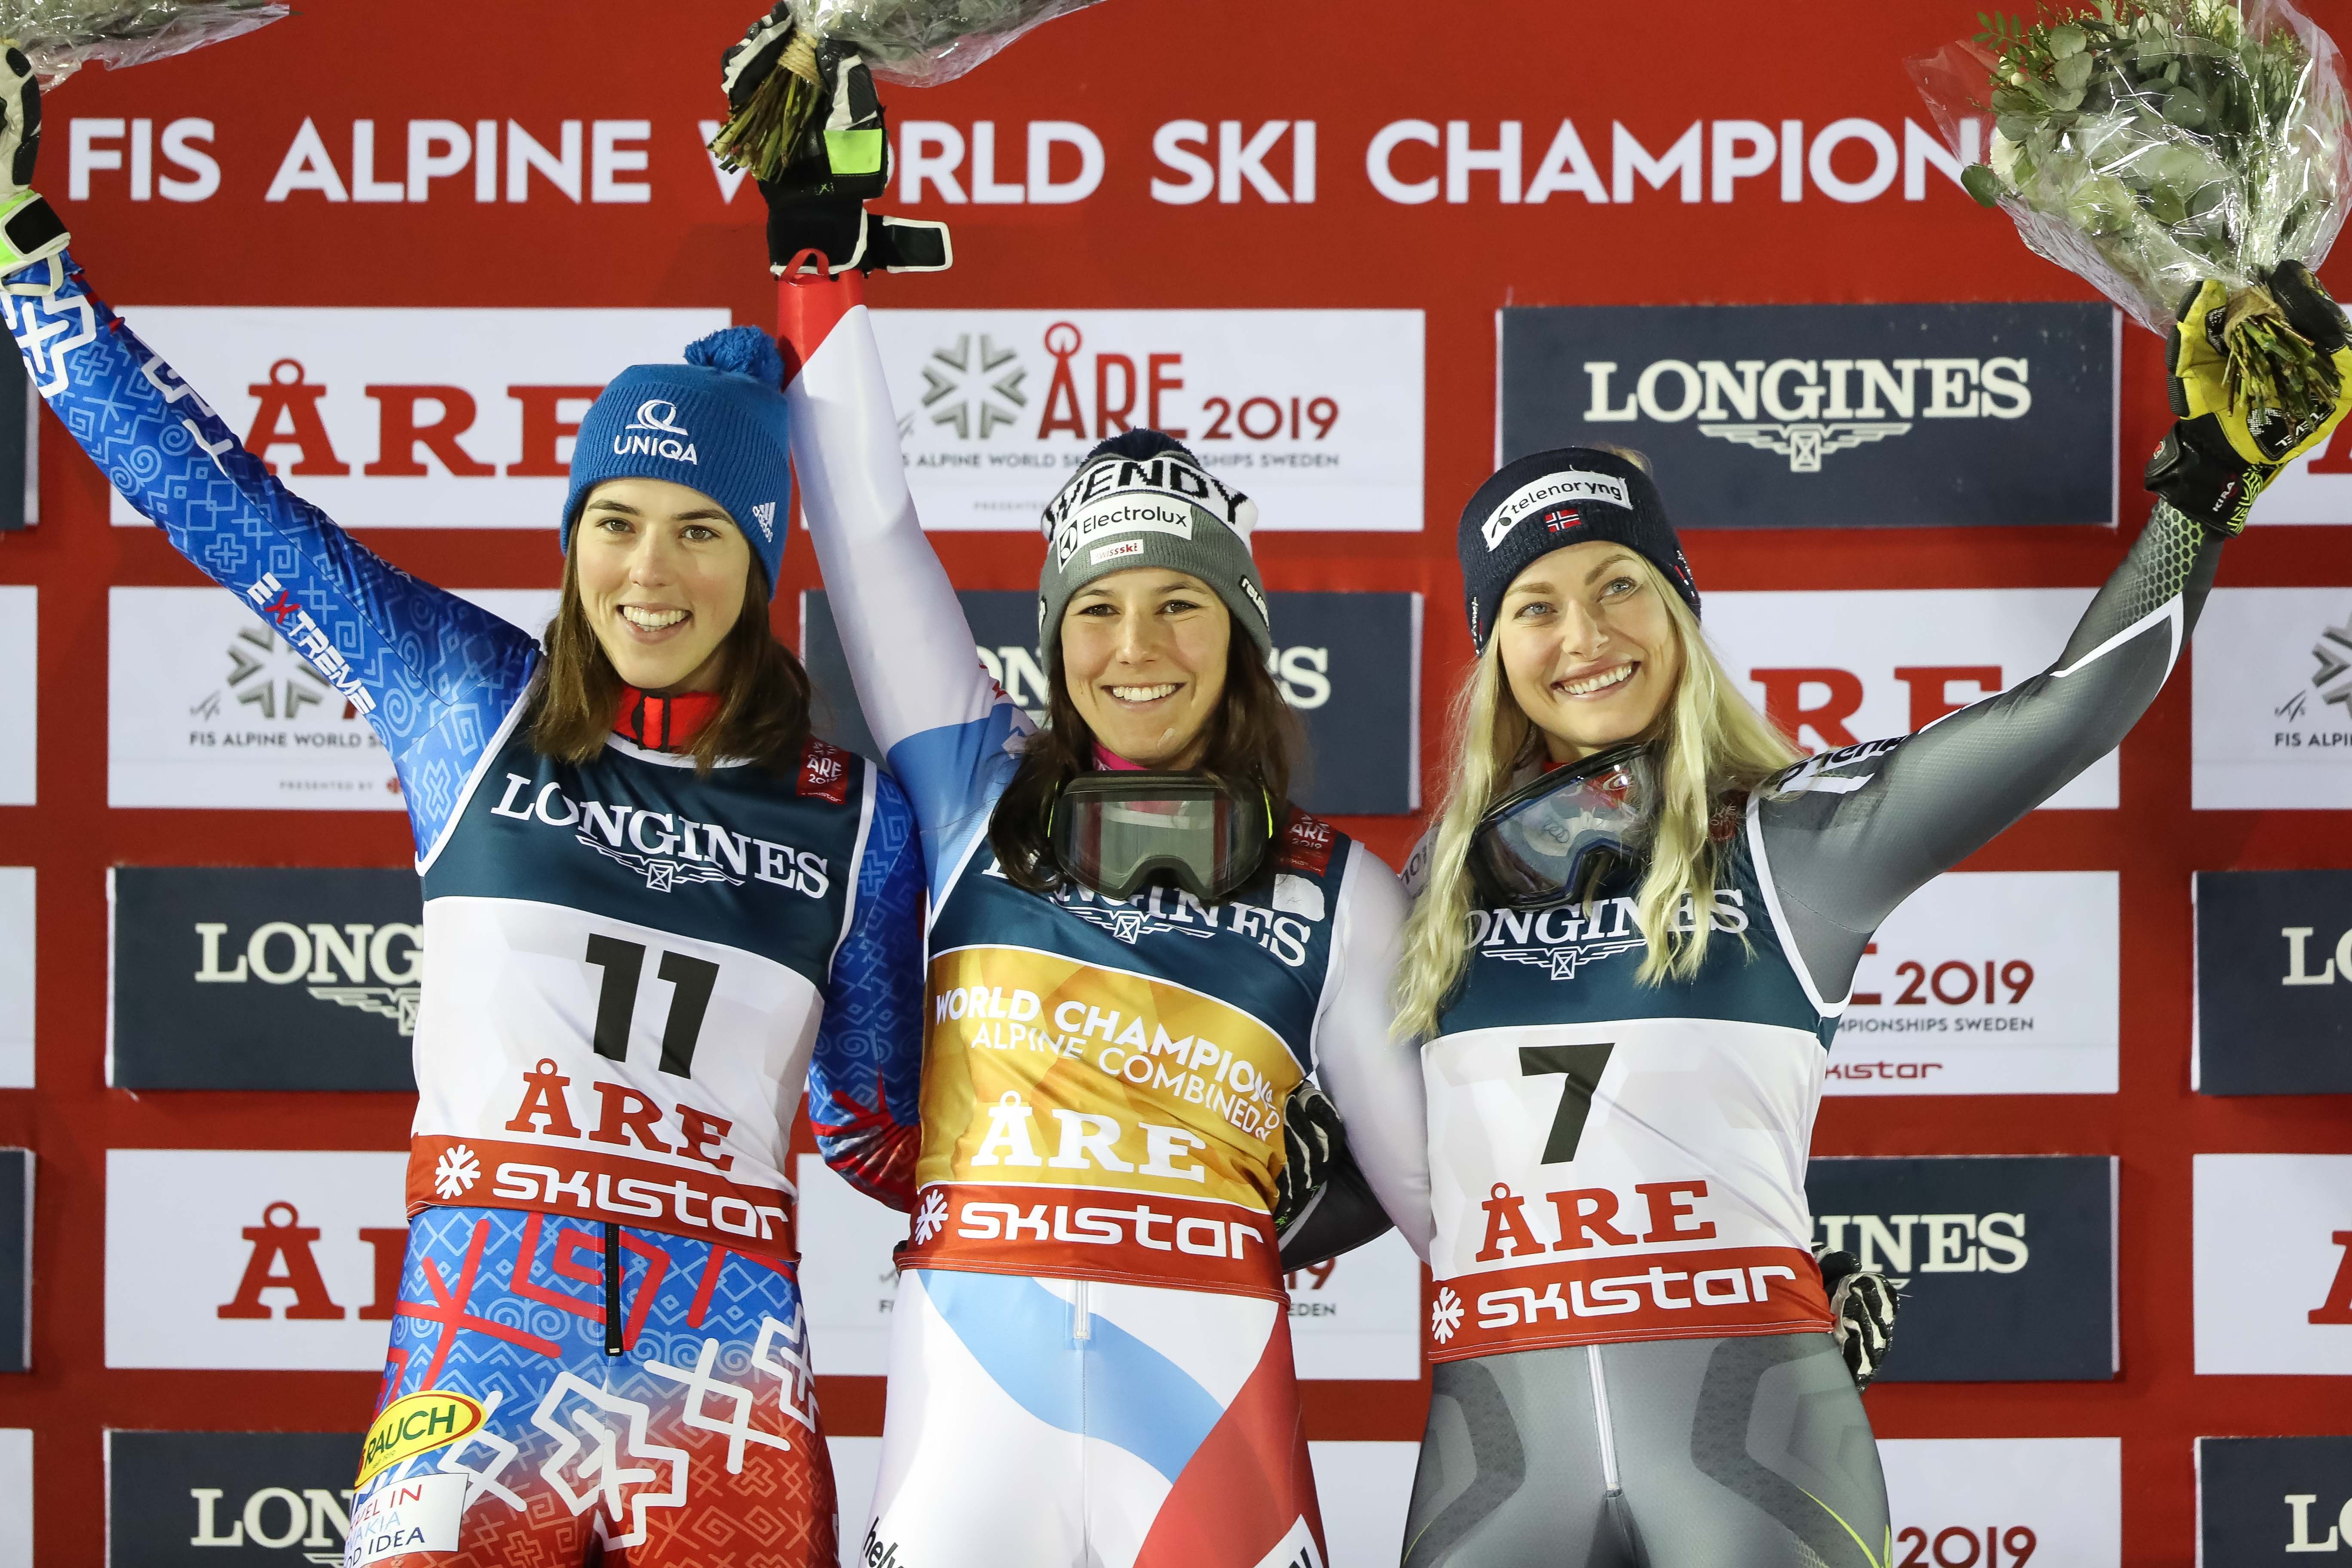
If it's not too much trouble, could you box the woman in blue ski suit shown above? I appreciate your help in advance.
[0,57,922,1568]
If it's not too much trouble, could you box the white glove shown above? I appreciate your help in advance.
[0,42,66,270]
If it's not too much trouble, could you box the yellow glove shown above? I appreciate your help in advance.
[2148,262,2352,535]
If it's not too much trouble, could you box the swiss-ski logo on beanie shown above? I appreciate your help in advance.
[1043,450,1255,569]
[1481,470,1630,551]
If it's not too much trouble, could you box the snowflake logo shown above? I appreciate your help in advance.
[912,1188,949,1245]
[435,1144,481,1200]
[917,334,1027,440]
[1430,1286,1464,1344]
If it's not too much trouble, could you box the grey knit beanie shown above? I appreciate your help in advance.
[1037,429,1271,658]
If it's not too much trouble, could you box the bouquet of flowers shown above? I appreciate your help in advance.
[2,0,285,84]
[1913,0,2352,431]
[712,0,1102,181]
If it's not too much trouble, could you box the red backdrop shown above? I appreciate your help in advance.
[2,0,2348,1560]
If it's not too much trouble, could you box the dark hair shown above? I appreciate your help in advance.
[521,551,811,775]
[989,632,1300,894]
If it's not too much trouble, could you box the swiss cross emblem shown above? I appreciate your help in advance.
[799,740,851,804]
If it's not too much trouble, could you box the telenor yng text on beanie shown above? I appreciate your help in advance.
[1457,447,1699,654]
[1036,429,1272,656]
[563,325,794,600]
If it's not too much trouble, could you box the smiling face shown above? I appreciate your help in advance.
[1060,568,1233,768]
[573,476,756,693]
[1495,541,1684,763]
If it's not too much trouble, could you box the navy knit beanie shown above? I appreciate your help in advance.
[1457,447,1698,655]
[562,326,793,599]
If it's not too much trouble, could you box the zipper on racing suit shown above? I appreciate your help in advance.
[603,1222,625,1357]
[1587,1343,1646,1560]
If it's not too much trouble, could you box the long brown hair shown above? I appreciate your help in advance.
[522,553,812,775]
[990,634,1300,893]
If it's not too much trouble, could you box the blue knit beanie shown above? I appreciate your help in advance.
[562,326,792,599]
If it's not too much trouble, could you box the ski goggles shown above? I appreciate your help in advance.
[1049,773,1275,904]
[1467,741,1655,910]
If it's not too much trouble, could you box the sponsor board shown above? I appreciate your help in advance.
[0,1152,24,1374]
[104,1149,406,1371]
[1880,1438,2120,1568]
[103,307,729,530]
[1806,1155,2115,1381]
[1828,871,2118,1095]
[2193,1154,2352,1375]
[0,589,30,806]
[2199,1436,2352,1563]
[827,1435,1415,1568]
[865,309,1424,532]
[104,1430,362,1565]
[1704,588,2113,807]
[802,589,1424,815]
[0,870,29,1090]
[107,587,557,811]
[2193,588,2352,809]
[110,867,423,1091]
[2195,871,2352,1094]
[796,1153,1421,1380]
[1497,303,2116,528]
[0,1429,24,1568]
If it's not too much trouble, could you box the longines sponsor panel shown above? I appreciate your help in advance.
[108,588,556,810]
[2199,1437,2352,1564]
[1879,1439,2120,1568]
[802,589,1424,815]
[1497,303,2116,528]
[2193,589,2352,809]
[1703,588,2113,807]
[864,309,1424,532]
[103,307,729,530]
[0,1151,25,1375]
[2194,1154,2352,1375]
[795,1155,1423,1380]
[105,1150,407,1371]
[109,867,423,1091]
[1805,1156,2114,1381]
[1828,871,2118,1096]
[105,1430,363,1565]
[2194,871,2352,1094]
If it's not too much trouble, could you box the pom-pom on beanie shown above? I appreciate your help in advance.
[1036,428,1272,658]
[562,325,794,600]
[1457,447,1698,655]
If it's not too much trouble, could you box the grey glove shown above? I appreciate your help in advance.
[0,43,67,271]
[1815,1246,1898,1389]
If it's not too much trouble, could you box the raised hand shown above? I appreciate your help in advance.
[0,44,67,271]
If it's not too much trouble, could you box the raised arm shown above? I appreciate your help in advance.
[1308,844,1434,1259]
[779,272,1027,885]
[1755,500,2218,1009]
[4,253,538,856]
[808,770,926,1210]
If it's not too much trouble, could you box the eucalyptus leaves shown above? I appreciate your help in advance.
[0,0,283,82]
[1914,0,2352,434]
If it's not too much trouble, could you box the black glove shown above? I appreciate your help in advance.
[721,3,950,276]
[1814,1246,1898,1389]
[2146,262,2352,535]
[1273,1081,1342,1236]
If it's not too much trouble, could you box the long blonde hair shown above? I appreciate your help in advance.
[1393,561,1801,1040]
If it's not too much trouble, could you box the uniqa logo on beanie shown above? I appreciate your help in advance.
[616,400,700,466]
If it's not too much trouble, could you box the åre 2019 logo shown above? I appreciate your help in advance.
[1498,302,2116,529]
